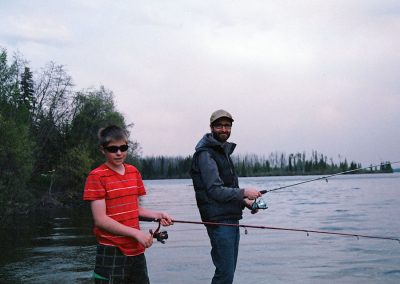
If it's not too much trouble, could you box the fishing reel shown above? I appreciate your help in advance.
[153,230,168,244]
[149,220,169,244]
[251,198,268,214]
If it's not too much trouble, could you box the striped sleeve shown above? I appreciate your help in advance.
[83,169,106,200]
[125,164,146,196]
[136,171,146,196]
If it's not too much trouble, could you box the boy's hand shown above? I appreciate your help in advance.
[135,230,153,248]
[159,212,173,226]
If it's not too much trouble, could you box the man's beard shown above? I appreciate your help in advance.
[212,131,230,143]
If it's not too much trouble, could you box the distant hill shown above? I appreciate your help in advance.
[394,168,400,173]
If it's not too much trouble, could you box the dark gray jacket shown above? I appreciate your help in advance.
[190,133,245,221]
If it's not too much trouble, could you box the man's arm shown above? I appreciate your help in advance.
[197,151,244,201]
[198,151,261,202]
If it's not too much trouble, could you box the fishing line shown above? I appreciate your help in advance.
[143,218,400,244]
[250,160,400,211]
[144,161,400,243]
[260,160,400,194]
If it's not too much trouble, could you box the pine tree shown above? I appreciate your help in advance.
[20,66,35,113]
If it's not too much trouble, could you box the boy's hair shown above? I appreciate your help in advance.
[98,125,128,146]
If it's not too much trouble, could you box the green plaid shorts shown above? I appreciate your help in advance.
[93,244,149,284]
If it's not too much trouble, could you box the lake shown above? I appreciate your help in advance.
[0,173,399,283]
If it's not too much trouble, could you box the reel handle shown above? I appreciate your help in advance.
[149,229,168,244]
[251,198,268,214]
[154,230,168,244]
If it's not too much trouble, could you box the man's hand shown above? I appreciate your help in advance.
[243,187,262,200]
[243,198,258,213]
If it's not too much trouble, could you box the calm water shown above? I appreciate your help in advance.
[1,173,399,283]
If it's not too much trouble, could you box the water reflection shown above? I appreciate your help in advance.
[1,174,399,283]
[0,208,95,283]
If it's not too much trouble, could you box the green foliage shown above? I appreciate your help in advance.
[0,46,395,217]
[68,86,128,166]
[0,49,15,104]
[0,114,34,217]
[0,47,140,214]
[379,162,393,173]
[137,151,389,180]
[55,145,93,199]
[136,156,192,179]
[233,151,364,177]
[19,66,35,122]
[0,49,35,216]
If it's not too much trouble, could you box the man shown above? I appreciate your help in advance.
[190,109,261,284]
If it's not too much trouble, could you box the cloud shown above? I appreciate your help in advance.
[0,15,72,46]
[1,0,399,165]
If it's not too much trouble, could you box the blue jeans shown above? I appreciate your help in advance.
[206,220,240,284]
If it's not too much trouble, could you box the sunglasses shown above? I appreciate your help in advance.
[213,123,232,130]
[103,144,129,153]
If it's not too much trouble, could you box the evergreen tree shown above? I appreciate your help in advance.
[20,66,35,117]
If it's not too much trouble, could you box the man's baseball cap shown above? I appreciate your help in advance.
[210,109,234,124]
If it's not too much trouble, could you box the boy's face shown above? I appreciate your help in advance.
[102,139,128,168]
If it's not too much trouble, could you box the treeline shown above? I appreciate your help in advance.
[232,152,393,177]
[0,48,140,217]
[136,152,393,179]
[0,48,394,218]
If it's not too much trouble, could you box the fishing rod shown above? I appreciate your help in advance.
[250,160,400,212]
[260,160,400,194]
[143,218,400,244]
[144,161,400,244]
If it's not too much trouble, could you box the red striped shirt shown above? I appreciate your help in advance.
[83,163,146,256]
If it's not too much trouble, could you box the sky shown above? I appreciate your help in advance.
[1,0,399,166]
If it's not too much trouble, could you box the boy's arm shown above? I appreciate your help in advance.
[91,199,153,248]
[139,206,173,226]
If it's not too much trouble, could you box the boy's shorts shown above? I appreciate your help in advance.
[94,244,149,284]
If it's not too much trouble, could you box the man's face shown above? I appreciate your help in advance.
[211,118,232,143]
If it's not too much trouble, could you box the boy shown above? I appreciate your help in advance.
[83,125,173,283]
